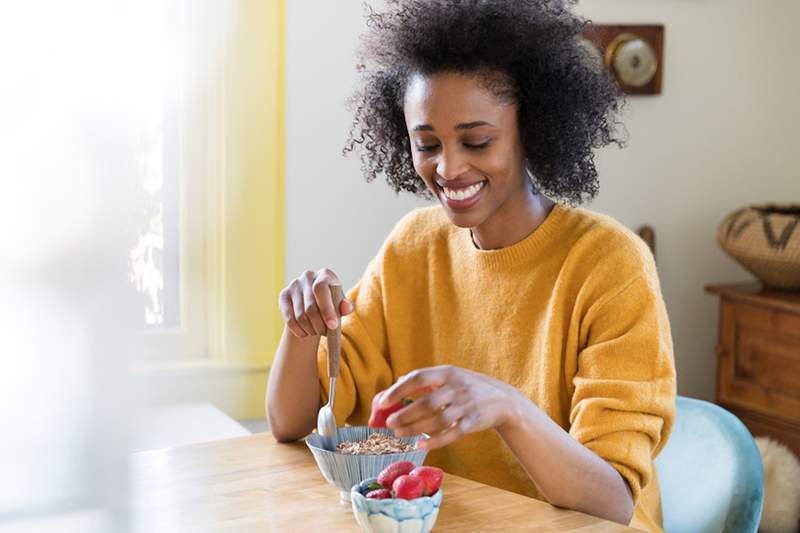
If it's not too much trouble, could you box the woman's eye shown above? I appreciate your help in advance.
[414,140,490,152]
[464,140,491,150]
[416,145,439,152]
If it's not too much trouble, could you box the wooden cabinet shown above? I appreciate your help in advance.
[706,283,800,456]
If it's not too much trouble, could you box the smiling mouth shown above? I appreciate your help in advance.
[438,180,486,201]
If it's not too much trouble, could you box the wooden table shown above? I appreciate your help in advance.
[130,433,639,532]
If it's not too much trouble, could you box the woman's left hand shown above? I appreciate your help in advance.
[379,365,519,450]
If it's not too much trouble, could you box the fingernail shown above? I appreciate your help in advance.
[415,439,428,450]
[386,415,397,427]
[326,319,338,329]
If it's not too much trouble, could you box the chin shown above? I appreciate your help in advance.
[439,206,486,229]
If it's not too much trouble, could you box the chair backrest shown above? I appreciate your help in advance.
[636,225,656,261]
[655,396,764,533]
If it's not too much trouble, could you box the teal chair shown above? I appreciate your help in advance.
[655,396,764,533]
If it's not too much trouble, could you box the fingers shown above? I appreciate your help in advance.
[312,269,339,330]
[278,282,306,338]
[293,275,316,336]
[386,386,456,430]
[278,268,353,337]
[380,367,485,449]
[391,400,464,439]
[314,268,355,319]
[340,298,354,316]
[417,414,477,451]
[379,366,452,408]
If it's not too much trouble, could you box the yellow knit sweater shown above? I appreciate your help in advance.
[317,204,676,532]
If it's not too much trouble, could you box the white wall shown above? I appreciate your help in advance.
[286,0,800,400]
[286,0,427,290]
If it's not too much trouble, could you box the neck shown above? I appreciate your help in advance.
[471,190,556,250]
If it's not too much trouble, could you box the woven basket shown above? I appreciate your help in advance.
[717,204,800,290]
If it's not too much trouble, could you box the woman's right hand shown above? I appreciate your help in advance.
[278,268,354,338]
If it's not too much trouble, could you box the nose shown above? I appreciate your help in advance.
[435,145,469,181]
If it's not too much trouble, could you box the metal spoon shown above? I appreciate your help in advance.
[317,284,344,451]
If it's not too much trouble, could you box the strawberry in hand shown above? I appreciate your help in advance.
[368,390,413,428]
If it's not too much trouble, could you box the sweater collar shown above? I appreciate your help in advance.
[455,202,567,268]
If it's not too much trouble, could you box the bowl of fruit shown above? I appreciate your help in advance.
[351,461,444,533]
[305,392,428,502]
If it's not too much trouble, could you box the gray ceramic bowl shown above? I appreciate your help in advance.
[351,477,443,533]
[305,426,428,502]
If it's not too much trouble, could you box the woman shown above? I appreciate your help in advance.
[267,1,676,531]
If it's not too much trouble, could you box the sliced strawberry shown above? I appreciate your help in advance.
[392,474,425,500]
[409,466,443,496]
[377,460,415,489]
[365,488,393,499]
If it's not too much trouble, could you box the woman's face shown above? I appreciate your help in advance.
[403,71,528,230]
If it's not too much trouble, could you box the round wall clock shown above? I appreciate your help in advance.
[604,33,659,89]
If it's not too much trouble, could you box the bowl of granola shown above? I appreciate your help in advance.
[305,426,429,503]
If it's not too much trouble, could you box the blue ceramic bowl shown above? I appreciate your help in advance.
[305,426,429,502]
[351,477,443,533]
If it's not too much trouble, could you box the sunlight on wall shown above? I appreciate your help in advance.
[1,0,284,528]
[0,0,189,530]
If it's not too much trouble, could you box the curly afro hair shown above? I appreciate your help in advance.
[343,0,626,205]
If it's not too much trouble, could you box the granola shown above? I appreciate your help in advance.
[336,432,413,455]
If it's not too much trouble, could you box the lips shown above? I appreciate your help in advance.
[436,179,486,210]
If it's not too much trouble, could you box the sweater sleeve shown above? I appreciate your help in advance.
[317,260,394,426]
[568,274,676,505]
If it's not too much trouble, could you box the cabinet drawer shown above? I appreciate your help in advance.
[717,299,800,424]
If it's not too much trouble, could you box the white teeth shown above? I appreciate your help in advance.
[443,181,484,201]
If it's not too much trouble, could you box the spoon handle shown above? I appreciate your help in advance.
[327,285,344,378]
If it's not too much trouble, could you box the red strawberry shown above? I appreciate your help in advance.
[377,460,415,489]
[365,488,393,499]
[409,466,443,496]
[392,474,425,500]
[368,390,413,428]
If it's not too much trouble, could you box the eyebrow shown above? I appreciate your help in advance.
[411,120,496,132]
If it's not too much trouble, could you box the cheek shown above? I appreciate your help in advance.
[412,155,435,181]
[486,152,519,184]
[485,150,510,173]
